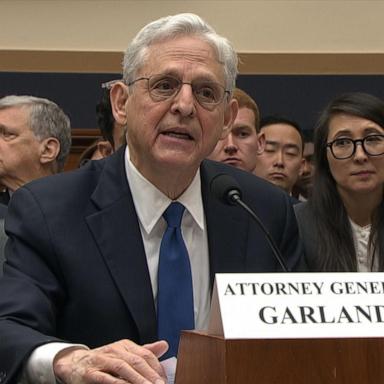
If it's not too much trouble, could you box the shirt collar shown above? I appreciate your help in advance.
[124,146,205,234]
[349,217,371,232]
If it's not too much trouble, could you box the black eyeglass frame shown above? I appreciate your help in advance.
[126,75,230,110]
[326,134,384,160]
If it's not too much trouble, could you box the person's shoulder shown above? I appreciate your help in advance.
[202,159,273,188]
[290,196,301,205]
[25,147,125,194]
[26,157,106,194]
[294,201,315,227]
[8,156,116,220]
[201,159,288,203]
[294,200,309,216]
[0,204,7,219]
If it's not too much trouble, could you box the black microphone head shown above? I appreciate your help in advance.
[210,173,242,205]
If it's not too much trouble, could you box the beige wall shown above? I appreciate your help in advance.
[1,0,384,74]
[1,0,383,53]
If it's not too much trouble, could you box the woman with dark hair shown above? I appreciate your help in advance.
[295,92,384,271]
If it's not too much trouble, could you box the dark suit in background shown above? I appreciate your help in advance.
[0,204,6,218]
[0,204,7,277]
[294,201,320,270]
[0,147,302,381]
[0,192,9,206]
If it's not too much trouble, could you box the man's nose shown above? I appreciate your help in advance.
[273,151,284,167]
[302,160,311,175]
[224,134,238,154]
[170,84,196,117]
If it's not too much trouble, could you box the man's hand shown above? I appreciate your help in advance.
[53,339,169,384]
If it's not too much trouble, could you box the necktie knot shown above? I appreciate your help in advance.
[163,202,185,228]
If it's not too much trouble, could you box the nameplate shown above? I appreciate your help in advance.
[208,272,384,339]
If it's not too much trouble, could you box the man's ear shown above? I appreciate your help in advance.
[220,97,238,140]
[257,132,266,154]
[97,140,114,158]
[110,81,129,126]
[40,137,60,165]
[298,157,306,176]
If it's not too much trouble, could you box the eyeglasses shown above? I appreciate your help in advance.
[101,79,122,90]
[126,74,230,111]
[326,134,384,159]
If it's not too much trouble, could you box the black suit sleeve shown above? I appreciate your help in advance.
[275,193,307,272]
[0,186,65,383]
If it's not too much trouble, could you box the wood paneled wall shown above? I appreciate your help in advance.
[65,129,101,171]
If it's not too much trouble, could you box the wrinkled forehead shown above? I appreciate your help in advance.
[138,36,225,79]
[0,104,31,123]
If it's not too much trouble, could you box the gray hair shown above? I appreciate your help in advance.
[123,13,238,93]
[0,95,71,171]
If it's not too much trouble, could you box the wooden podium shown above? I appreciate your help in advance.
[175,331,384,384]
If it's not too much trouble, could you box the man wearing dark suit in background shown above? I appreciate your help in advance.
[0,203,7,271]
[0,13,303,384]
[208,87,263,172]
[0,95,71,278]
[0,204,6,219]
[0,203,6,273]
[95,84,126,155]
[0,95,71,197]
[0,213,6,276]
[253,115,305,204]
[0,188,9,206]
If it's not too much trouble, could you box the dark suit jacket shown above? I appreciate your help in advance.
[0,204,7,278]
[290,195,301,205]
[0,191,10,206]
[0,204,7,219]
[0,218,7,278]
[0,147,303,382]
[294,201,319,271]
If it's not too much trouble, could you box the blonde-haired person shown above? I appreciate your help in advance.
[208,87,263,172]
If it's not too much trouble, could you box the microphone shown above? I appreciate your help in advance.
[210,173,290,272]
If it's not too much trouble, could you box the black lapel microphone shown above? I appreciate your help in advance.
[210,173,290,272]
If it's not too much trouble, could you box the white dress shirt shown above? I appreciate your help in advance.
[125,147,211,329]
[22,147,211,383]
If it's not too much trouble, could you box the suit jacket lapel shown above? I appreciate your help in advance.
[200,161,250,287]
[86,148,157,343]
[85,155,249,342]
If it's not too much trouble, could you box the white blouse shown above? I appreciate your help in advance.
[349,219,378,272]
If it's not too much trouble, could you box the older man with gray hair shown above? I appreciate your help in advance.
[0,14,302,384]
[0,95,71,194]
[0,95,71,276]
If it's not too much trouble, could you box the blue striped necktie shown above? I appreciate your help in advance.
[157,202,194,358]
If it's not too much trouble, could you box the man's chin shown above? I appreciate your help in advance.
[157,153,201,172]
[270,179,288,191]
[222,159,242,168]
